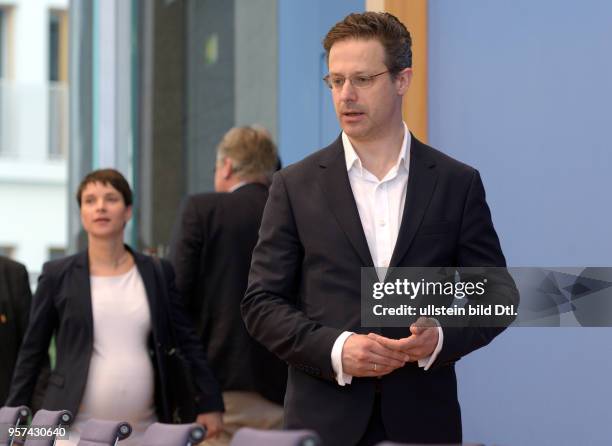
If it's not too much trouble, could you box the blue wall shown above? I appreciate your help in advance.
[278,0,364,165]
[428,1,612,444]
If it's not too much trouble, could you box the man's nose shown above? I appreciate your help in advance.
[338,80,357,101]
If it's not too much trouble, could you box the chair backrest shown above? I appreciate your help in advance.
[23,410,73,446]
[76,419,132,446]
[376,443,484,446]
[230,428,321,446]
[0,406,31,446]
[140,423,206,446]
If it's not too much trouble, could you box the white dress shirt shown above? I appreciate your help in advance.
[330,123,443,386]
[229,181,248,192]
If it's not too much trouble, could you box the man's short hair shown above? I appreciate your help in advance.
[217,126,278,178]
[76,168,133,207]
[323,11,412,74]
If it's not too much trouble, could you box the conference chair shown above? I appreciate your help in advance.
[376,443,485,446]
[0,406,31,446]
[140,423,205,446]
[23,409,72,446]
[76,419,132,446]
[230,428,322,446]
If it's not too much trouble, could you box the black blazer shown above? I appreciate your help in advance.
[7,247,224,421]
[242,135,519,445]
[0,256,31,405]
[170,183,287,404]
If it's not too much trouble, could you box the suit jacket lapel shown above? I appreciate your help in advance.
[389,136,438,267]
[320,137,374,267]
[0,261,8,299]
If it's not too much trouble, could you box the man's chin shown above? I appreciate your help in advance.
[342,127,370,141]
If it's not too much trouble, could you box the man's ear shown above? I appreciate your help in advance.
[396,68,413,96]
[222,157,233,179]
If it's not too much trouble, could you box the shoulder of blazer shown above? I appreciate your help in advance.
[275,133,479,187]
[30,252,86,303]
[178,192,224,225]
[40,251,86,279]
[232,182,269,197]
[274,135,344,189]
[0,255,27,276]
[187,191,224,209]
[180,192,222,225]
[282,134,343,175]
[224,184,269,208]
[130,249,173,281]
[411,135,476,177]
[189,184,268,207]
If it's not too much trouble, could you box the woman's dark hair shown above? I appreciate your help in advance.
[76,168,133,207]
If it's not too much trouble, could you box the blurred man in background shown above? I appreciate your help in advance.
[170,126,286,445]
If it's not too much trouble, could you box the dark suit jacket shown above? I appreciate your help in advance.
[242,135,518,445]
[0,256,31,405]
[6,247,224,420]
[170,183,287,404]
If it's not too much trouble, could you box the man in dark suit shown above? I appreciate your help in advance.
[241,12,518,446]
[0,255,32,405]
[170,126,286,445]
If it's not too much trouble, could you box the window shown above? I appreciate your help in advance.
[0,7,15,157]
[48,10,69,159]
[0,9,5,79]
[0,8,5,156]
[48,10,68,83]
[0,6,14,80]
[49,11,60,81]
[48,247,66,261]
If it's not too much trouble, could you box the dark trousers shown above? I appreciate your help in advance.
[356,394,388,446]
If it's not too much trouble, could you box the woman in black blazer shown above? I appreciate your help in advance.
[7,169,223,443]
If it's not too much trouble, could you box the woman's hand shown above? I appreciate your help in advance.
[196,411,224,439]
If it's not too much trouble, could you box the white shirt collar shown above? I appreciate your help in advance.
[228,181,248,193]
[342,122,411,176]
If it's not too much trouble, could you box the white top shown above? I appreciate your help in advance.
[330,123,443,385]
[58,266,157,446]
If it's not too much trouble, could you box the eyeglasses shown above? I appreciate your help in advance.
[323,70,390,90]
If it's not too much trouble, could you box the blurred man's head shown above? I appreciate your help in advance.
[322,12,413,144]
[214,126,278,192]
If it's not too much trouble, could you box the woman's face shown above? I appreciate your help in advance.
[80,181,132,239]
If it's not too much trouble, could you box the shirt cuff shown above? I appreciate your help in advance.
[331,331,354,386]
[417,325,443,371]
